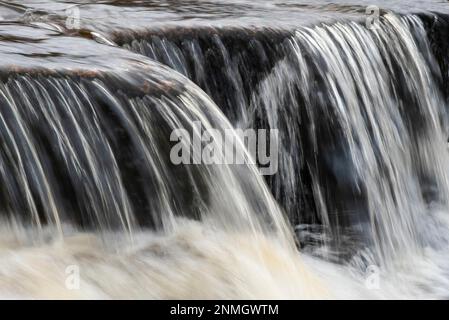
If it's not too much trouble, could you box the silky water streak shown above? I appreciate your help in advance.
[0,38,327,298]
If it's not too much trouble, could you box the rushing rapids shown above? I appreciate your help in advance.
[0,0,449,299]
[119,13,449,261]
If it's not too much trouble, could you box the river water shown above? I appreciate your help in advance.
[0,0,449,299]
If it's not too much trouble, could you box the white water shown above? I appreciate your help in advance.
[2,213,449,299]
[2,12,449,299]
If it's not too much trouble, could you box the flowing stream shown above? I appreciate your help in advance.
[0,0,449,299]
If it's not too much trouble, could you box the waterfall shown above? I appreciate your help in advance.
[2,0,449,298]
[277,14,449,265]
[119,13,449,270]
[0,36,313,299]
[0,57,295,237]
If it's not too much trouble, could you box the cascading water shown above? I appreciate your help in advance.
[0,27,318,299]
[288,15,449,265]
[1,0,449,299]
[116,10,449,297]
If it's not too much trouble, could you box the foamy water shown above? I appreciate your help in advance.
[0,220,328,299]
[1,213,449,299]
